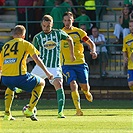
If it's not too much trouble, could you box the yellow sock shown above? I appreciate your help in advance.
[71,91,81,111]
[129,86,133,92]
[82,89,88,94]
[4,88,14,115]
[29,85,44,112]
[81,89,93,102]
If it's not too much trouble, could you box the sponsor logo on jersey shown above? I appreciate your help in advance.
[44,41,56,50]
[4,58,17,64]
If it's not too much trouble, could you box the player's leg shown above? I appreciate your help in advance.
[127,70,133,92]
[77,63,93,102]
[70,80,83,116]
[48,67,65,118]
[4,88,15,120]
[80,84,93,102]
[23,74,45,121]
[29,79,44,108]
[2,76,17,120]
[29,80,45,111]
[52,78,65,118]
[62,65,83,116]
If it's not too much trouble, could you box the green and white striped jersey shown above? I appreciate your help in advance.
[33,29,69,68]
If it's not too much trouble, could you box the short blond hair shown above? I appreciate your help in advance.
[42,15,53,23]
[12,25,26,36]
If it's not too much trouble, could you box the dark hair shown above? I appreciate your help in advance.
[90,26,99,34]
[80,8,86,14]
[91,26,99,31]
[63,11,74,18]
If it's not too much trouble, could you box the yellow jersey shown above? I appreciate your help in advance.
[61,26,87,65]
[0,52,2,71]
[122,33,133,69]
[1,38,39,76]
[0,52,2,67]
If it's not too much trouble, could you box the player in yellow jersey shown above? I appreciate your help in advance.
[1,25,53,121]
[61,12,97,116]
[0,52,2,78]
[123,20,133,91]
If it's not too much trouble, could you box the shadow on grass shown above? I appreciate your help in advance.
[0,99,133,111]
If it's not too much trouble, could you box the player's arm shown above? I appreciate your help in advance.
[0,52,2,79]
[123,51,128,63]
[82,36,97,59]
[26,56,33,63]
[31,54,53,80]
[131,53,133,62]
[66,35,76,62]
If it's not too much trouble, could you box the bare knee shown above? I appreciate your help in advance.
[70,80,78,92]
[53,78,63,90]
[128,82,133,91]
[39,79,45,86]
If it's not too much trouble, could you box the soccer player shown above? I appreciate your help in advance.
[31,15,75,118]
[1,25,53,121]
[123,20,133,91]
[0,52,2,77]
[61,11,97,116]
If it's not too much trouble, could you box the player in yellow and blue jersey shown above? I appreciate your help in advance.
[1,25,53,121]
[0,42,3,74]
[123,20,133,91]
[0,52,2,77]
[61,12,97,116]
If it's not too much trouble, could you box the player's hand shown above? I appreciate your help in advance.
[70,55,76,62]
[90,51,97,59]
[46,72,54,80]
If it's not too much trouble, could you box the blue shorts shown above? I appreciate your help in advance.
[1,72,41,92]
[127,70,133,82]
[62,63,89,84]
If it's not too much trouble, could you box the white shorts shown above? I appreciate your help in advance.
[31,65,63,84]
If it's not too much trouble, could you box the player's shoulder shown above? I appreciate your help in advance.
[52,28,64,33]
[73,26,81,31]
[125,33,132,38]
[124,33,132,42]
[34,31,44,38]
[74,26,86,33]
[0,42,3,52]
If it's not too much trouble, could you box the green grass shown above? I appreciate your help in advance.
[0,99,133,133]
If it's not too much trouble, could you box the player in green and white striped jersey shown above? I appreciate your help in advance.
[31,15,75,118]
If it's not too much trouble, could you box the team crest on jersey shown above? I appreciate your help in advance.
[127,42,131,46]
[44,40,56,50]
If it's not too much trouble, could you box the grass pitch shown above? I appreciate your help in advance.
[0,99,133,133]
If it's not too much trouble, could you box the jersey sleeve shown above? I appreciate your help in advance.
[26,42,40,57]
[60,30,69,40]
[0,52,2,68]
[79,28,87,40]
[32,36,39,50]
[122,37,127,52]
